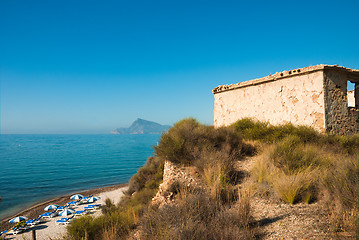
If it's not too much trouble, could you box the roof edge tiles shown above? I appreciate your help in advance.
[212,64,359,94]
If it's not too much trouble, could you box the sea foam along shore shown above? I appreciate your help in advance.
[0,183,128,239]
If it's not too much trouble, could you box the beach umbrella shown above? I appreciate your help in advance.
[70,194,83,200]
[44,204,59,211]
[87,196,100,203]
[9,216,28,223]
[59,209,75,216]
[56,206,67,211]
[82,195,93,200]
[67,201,77,205]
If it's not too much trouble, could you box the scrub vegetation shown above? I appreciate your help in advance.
[237,118,359,236]
[66,118,359,239]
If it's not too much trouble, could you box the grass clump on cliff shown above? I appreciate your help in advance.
[156,119,253,176]
[154,118,255,204]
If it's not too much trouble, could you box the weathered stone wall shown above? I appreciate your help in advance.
[214,71,326,132]
[348,109,359,134]
[323,70,358,135]
[152,161,202,207]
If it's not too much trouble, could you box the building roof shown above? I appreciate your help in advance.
[212,64,359,94]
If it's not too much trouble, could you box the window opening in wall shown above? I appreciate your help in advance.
[347,80,355,107]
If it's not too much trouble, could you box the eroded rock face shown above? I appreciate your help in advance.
[152,161,202,207]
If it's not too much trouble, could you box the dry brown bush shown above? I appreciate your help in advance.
[140,191,257,240]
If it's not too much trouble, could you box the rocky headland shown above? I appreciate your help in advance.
[111,118,171,134]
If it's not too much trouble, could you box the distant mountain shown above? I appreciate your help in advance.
[111,118,171,134]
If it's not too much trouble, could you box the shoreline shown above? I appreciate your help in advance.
[0,183,128,232]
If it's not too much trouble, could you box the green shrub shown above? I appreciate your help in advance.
[232,118,320,143]
[102,198,117,215]
[127,156,164,195]
[321,134,359,154]
[232,118,359,154]
[270,136,324,174]
[291,125,320,143]
[233,118,273,142]
[154,118,200,165]
[100,210,134,238]
[126,188,158,207]
[155,118,244,166]
[67,206,135,240]
[67,215,103,240]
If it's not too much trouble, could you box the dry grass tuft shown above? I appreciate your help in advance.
[237,186,253,221]
[324,154,359,235]
[250,131,358,236]
[272,170,316,204]
[140,191,257,240]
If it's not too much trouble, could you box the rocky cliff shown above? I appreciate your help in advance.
[152,161,203,207]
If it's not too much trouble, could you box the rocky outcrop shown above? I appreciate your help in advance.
[152,161,203,207]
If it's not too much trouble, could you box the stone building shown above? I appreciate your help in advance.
[213,65,359,135]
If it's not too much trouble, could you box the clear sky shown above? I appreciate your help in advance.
[1,0,358,134]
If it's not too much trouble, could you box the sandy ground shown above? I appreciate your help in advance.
[2,185,128,240]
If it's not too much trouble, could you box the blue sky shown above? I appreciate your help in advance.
[1,0,358,134]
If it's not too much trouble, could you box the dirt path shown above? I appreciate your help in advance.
[251,197,332,239]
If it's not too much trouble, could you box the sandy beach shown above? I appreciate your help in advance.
[1,184,128,240]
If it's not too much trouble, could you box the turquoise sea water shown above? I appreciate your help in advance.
[0,134,160,220]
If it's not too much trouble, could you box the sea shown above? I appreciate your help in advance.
[0,134,161,220]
